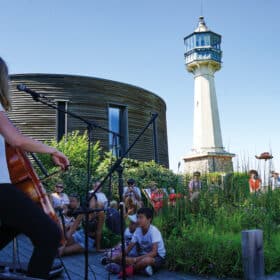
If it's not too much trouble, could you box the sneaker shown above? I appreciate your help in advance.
[105,263,121,274]
[101,257,110,265]
[144,265,153,276]
[118,265,134,278]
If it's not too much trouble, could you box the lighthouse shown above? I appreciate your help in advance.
[183,16,234,174]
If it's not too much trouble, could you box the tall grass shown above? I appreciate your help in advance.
[153,173,280,278]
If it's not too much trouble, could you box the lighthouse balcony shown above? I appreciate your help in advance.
[185,48,222,64]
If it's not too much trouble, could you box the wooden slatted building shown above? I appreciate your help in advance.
[9,74,169,167]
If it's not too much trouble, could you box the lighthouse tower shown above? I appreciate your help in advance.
[183,16,234,174]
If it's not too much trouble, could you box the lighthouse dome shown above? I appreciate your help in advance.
[195,16,208,32]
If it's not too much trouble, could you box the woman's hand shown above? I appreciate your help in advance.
[51,150,70,171]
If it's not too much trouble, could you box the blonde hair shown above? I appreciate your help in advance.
[0,57,11,111]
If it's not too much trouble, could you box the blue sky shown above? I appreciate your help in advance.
[2,0,280,174]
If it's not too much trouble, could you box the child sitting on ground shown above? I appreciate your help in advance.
[102,214,138,273]
[116,207,166,277]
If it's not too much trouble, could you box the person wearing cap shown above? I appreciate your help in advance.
[188,171,202,201]
[102,214,139,273]
[125,214,139,253]
[50,183,70,213]
[123,178,142,206]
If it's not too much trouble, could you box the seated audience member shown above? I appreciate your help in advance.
[90,181,108,208]
[117,207,166,277]
[150,182,164,213]
[168,188,176,206]
[188,171,202,202]
[105,206,121,235]
[59,194,105,255]
[123,178,142,207]
[110,200,118,209]
[124,214,139,255]
[50,183,70,213]
[102,214,139,271]
[125,196,138,216]
[67,194,82,219]
[61,205,75,232]
[249,169,262,193]
[62,194,83,231]
[168,188,182,206]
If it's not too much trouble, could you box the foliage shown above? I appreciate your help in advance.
[33,132,280,277]
[96,152,184,202]
[35,131,101,196]
[153,172,280,278]
[164,223,242,277]
[101,227,121,249]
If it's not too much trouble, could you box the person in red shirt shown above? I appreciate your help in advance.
[249,170,262,193]
[168,188,177,206]
[168,188,182,206]
[150,182,164,213]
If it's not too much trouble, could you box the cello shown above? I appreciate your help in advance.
[5,142,64,237]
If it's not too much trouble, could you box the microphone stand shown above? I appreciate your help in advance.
[19,85,159,280]
[91,112,158,280]
[17,86,120,280]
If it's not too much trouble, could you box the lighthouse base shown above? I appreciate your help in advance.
[183,152,235,174]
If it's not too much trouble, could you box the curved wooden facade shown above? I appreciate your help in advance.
[9,74,169,167]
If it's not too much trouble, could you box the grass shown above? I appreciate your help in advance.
[152,174,280,278]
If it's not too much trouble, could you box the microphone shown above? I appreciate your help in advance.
[17,84,41,100]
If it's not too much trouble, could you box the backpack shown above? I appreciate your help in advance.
[106,208,121,235]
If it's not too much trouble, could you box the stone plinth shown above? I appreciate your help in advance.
[183,152,235,174]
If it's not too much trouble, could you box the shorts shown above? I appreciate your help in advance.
[154,255,165,269]
[73,229,95,249]
[137,253,165,269]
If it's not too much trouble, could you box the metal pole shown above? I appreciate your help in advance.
[151,112,158,163]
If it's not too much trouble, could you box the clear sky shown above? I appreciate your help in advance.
[1,0,280,175]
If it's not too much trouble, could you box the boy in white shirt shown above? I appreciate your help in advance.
[122,207,166,276]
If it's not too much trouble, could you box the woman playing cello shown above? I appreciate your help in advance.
[0,57,69,279]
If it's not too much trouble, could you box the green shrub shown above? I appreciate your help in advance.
[36,130,101,197]
[162,222,242,278]
[264,234,280,274]
[33,133,280,277]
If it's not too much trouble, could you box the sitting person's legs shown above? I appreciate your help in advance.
[60,229,94,256]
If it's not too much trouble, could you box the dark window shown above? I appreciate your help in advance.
[56,100,68,142]
[108,105,128,157]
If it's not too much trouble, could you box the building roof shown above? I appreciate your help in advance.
[10,73,166,106]
[194,16,209,32]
